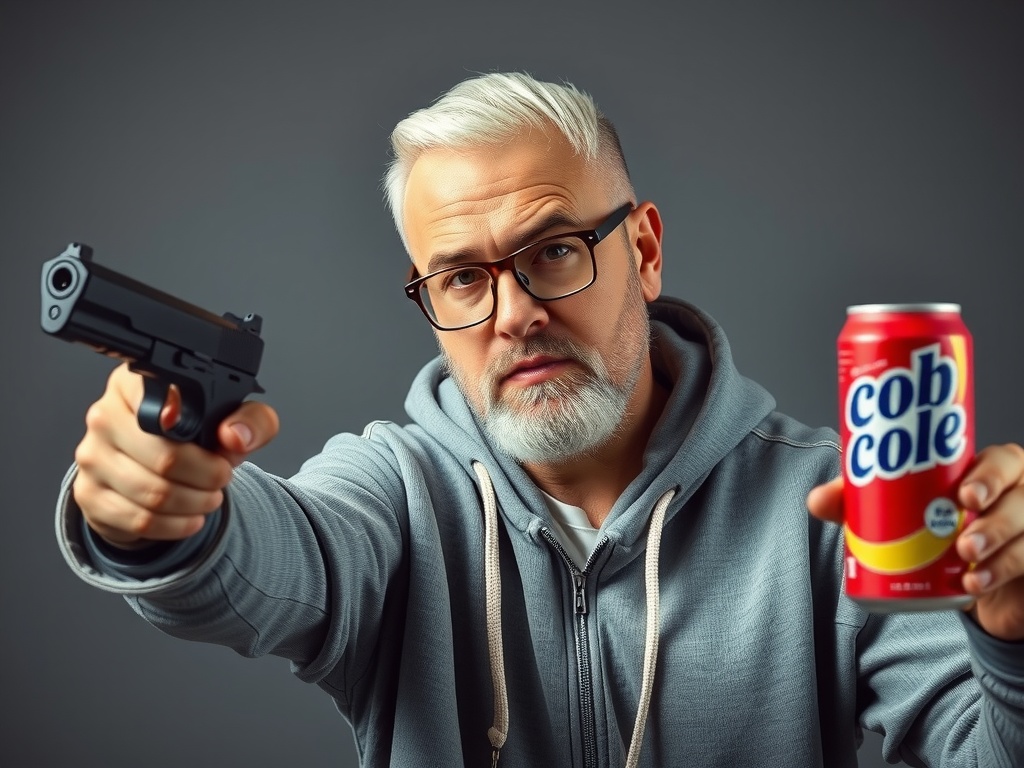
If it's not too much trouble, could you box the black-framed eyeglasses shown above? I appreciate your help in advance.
[404,202,635,331]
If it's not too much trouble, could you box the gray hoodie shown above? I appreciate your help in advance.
[56,297,1024,767]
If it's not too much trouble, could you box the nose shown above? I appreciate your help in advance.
[491,269,548,339]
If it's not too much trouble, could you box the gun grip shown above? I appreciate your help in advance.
[138,377,213,449]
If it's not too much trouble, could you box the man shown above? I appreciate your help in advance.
[57,72,1024,767]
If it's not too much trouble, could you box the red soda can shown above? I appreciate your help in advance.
[838,303,975,612]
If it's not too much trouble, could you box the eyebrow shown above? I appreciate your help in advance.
[425,210,586,274]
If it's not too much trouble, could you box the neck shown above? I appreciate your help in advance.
[523,361,669,528]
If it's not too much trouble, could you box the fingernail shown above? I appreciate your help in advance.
[230,423,253,449]
[964,532,987,561]
[963,481,989,508]
[971,569,992,591]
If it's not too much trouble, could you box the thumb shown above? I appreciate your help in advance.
[217,401,280,466]
[807,475,844,524]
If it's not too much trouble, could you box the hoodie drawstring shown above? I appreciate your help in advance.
[474,462,508,767]
[473,461,675,768]
[625,487,675,768]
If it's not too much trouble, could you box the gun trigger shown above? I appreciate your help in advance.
[137,377,171,439]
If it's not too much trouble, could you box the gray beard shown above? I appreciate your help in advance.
[481,344,635,463]
[445,331,645,465]
[444,248,650,465]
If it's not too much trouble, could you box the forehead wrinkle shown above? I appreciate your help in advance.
[507,195,585,241]
[421,184,584,273]
[406,133,596,270]
[419,202,499,268]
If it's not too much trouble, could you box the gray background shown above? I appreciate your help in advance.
[2,1,1022,766]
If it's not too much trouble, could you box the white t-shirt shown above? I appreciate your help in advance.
[540,490,601,570]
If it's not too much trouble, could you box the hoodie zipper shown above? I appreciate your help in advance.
[540,527,609,768]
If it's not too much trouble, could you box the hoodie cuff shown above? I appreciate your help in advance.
[55,463,231,595]
[81,509,222,581]
[958,611,1024,685]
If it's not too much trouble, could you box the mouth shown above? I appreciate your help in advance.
[500,355,575,387]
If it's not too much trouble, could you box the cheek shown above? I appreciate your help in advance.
[439,335,485,378]
[571,275,628,338]
[589,273,649,368]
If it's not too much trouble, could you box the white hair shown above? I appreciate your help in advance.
[384,72,633,254]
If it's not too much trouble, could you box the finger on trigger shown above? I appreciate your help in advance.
[159,384,183,432]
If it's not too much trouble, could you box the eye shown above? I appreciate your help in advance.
[442,268,485,290]
[534,241,575,263]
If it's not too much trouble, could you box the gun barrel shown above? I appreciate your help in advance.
[41,243,263,375]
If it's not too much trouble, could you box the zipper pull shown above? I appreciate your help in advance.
[574,571,588,615]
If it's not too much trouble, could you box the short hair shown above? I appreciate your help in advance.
[384,71,634,255]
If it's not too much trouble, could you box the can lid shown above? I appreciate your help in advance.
[846,303,961,315]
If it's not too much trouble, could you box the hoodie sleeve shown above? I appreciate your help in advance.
[54,429,412,709]
[855,604,1024,767]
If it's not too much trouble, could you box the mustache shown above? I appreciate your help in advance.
[486,335,598,384]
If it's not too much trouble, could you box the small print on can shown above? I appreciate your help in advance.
[838,303,975,612]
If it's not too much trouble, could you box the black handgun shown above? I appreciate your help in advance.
[41,243,265,451]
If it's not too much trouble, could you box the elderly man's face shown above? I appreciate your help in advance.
[403,131,661,462]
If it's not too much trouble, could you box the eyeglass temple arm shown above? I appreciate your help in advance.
[594,202,636,241]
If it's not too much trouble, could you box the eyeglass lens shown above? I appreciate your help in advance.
[418,234,595,329]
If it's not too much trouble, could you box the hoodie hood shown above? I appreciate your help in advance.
[404,295,777,543]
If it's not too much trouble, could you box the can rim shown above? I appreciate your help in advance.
[846,303,961,315]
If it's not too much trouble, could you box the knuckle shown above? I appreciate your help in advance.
[73,439,96,470]
[152,445,182,477]
[71,472,97,509]
[129,510,156,537]
[1005,442,1024,464]
[980,514,1014,549]
[141,480,174,512]
[1009,483,1024,507]
[204,490,225,514]
[214,461,235,489]
[265,407,281,436]
[83,402,108,433]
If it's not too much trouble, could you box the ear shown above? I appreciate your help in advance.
[631,201,663,302]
